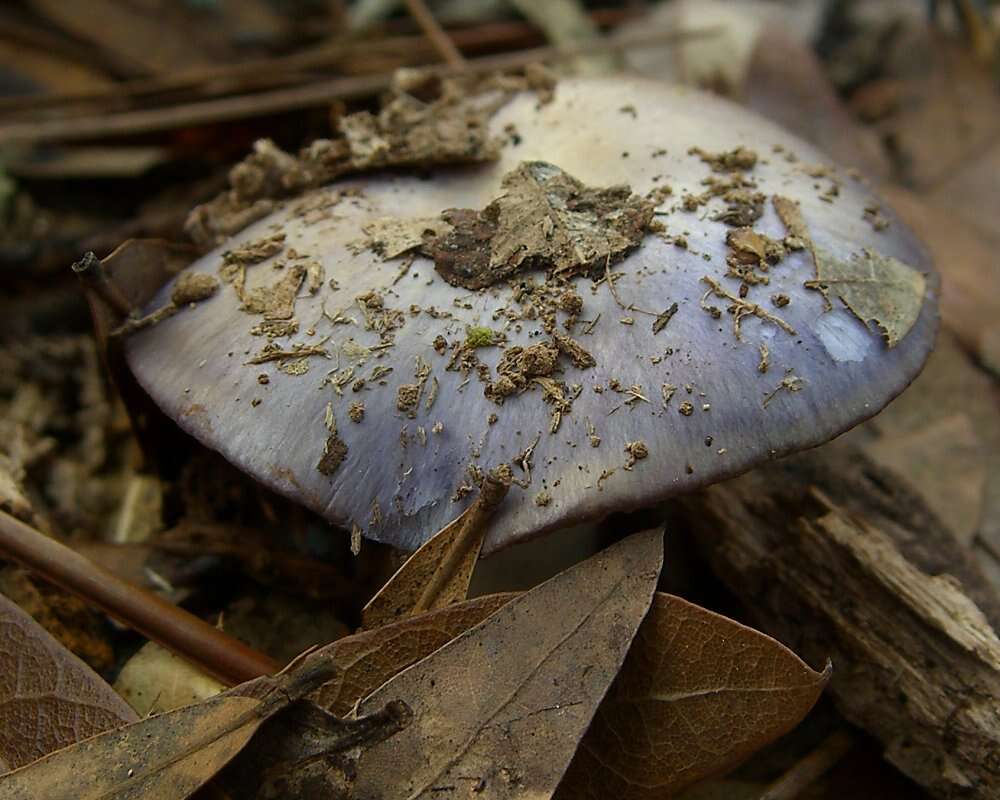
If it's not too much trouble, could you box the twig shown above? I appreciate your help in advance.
[0,25,720,145]
[757,729,855,800]
[0,508,280,685]
[0,10,638,116]
[403,0,466,68]
[72,251,135,319]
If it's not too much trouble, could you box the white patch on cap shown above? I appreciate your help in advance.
[814,310,872,363]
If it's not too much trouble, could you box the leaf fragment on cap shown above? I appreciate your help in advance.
[809,248,926,348]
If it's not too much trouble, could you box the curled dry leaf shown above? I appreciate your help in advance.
[350,528,664,800]
[361,471,510,629]
[0,592,137,772]
[0,656,334,800]
[557,593,831,799]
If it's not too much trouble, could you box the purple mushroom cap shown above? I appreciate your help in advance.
[125,76,938,553]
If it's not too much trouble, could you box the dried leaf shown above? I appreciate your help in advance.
[318,594,517,716]
[557,593,831,799]
[361,472,510,629]
[351,528,664,799]
[211,699,412,800]
[114,642,226,717]
[427,161,655,289]
[809,247,926,348]
[0,593,136,772]
[0,658,334,799]
[360,217,454,260]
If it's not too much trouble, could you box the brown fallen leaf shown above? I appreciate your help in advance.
[0,656,334,800]
[0,592,137,772]
[351,528,665,799]
[557,593,830,799]
[319,593,517,716]
[211,697,412,799]
[361,470,510,629]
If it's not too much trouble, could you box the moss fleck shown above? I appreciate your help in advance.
[465,326,495,348]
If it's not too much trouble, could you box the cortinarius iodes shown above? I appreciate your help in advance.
[124,75,938,553]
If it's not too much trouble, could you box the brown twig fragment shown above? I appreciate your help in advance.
[0,27,719,145]
[0,509,280,685]
[757,729,855,800]
[404,0,466,68]
[72,251,135,319]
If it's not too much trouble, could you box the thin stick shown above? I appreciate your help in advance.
[0,9,638,116]
[0,25,719,145]
[757,729,855,800]
[0,509,281,685]
[72,251,135,319]
[403,0,466,68]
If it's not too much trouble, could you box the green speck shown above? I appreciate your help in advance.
[465,326,495,348]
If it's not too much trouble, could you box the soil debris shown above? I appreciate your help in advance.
[222,233,286,268]
[245,342,328,366]
[485,341,560,404]
[240,264,306,320]
[700,276,797,341]
[763,372,806,407]
[358,217,454,259]
[185,76,542,247]
[624,440,649,469]
[317,433,348,475]
[424,161,655,290]
[552,333,596,369]
[171,272,219,306]
[690,146,758,172]
[772,195,810,244]
[683,174,765,227]
[652,303,679,334]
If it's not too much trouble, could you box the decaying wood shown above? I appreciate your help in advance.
[667,447,1000,800]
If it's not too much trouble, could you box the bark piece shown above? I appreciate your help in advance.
[669,454,1000,800]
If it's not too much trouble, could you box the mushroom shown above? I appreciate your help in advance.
[124,76,937,554]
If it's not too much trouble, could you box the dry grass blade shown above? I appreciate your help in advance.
[0,593,137,771]
[0,657,334,799]
[556,593,831,799]
[351,528,664,799]
[361,471,509,629]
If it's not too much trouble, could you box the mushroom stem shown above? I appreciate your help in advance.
[404,0,466,68]
[0,509,281,685]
